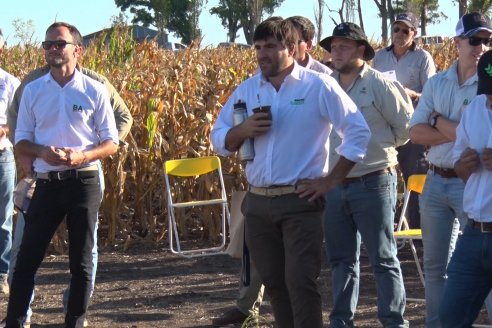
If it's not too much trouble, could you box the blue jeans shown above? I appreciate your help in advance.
[440,223,492,327]
[419,172,466,328]
[324,170,407,328]
[0,148,16,277]
[9,165,103,322]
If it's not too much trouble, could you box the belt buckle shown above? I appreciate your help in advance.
[480,222,492,233]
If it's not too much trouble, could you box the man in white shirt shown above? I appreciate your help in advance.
[441,48,492,327]
[211,17,370,327]
[212,15,334,328]
[0,28,20,298]
[4,22,118,328]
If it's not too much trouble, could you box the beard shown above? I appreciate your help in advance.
[46,55,67,68]
[258,59,280,78]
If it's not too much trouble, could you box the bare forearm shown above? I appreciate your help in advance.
[409,124,450,146]
[434,116,458,142]
[84,140,118,162]
[224,125,247,152]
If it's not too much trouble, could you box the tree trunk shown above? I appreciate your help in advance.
[458,0,467,16]
[358,0,364,32]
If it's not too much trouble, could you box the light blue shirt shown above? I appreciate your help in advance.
[16,69,119,173]
[211,62,371,187]
[410,61,478,168]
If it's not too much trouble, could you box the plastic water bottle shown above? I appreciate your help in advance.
[232,102,255,161]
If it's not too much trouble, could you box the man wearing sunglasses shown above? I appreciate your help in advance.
[0,28,20,301]
[2,24,132,328]
[409,12,492,328]
[3,22,119,328]
[373,12,436,232]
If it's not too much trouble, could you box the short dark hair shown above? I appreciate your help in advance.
[285,16,315,41]
[45,22,83,46]
[253,17,297,49]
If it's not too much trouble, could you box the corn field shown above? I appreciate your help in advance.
[0,28,457,251]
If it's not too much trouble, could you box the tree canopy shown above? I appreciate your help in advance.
[114,0,206,45]
[210,0,285,44]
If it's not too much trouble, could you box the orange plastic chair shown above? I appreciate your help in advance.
[164,156,230,258]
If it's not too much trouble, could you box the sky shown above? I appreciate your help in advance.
[0,0,459,47]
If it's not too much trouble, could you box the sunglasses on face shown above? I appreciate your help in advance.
[41,40,75,50]
[466,36,492,47]
[393,27,410,35]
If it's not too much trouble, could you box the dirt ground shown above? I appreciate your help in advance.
[0,240,490,328]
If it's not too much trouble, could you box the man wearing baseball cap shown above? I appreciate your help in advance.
[409,12,492,327]
[373,12,436,232]
[440,48,492,326]
[320,22,412,327]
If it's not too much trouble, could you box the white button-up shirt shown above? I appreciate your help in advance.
[15,69,119,173]
[211,62,370,187]
[410,61,478,168]
[453,95,492,222]
[0,68,20,149]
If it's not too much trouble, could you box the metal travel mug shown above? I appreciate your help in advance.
[233,102,255,161]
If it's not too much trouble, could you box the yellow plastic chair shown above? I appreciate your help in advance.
[394,174,426,298]
[164,156,230,258]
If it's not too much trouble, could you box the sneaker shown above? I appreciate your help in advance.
[0,318,30,328]
[212,308,248,327]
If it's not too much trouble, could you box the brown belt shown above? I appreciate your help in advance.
[429,164,457,178]
[468,219,492,233]
[248,185,297,197]
[342,167,394,185]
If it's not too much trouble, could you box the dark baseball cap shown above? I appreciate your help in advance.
[394,12,419,30]
[477,49,492,95]
[319,22,375,61]
[456,12,492,37]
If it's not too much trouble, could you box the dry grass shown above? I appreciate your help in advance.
[1,29,458,250]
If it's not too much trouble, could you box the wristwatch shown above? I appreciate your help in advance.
[430,114,441,128]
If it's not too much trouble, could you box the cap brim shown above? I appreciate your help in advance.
[462,27,492,37]
[319,36,332,52]
[394,20,414,29]
[319,36,374,61]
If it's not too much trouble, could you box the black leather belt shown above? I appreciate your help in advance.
[342,167,393,184]
[36,165,98,181]
[468,219,492,233]
[429,164,457,178]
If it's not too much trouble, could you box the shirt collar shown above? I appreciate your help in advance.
[445,60,478,86]
[44,67,81,85]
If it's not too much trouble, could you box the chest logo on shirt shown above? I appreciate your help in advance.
[360,87,367,94]
[463,99,470,106]
[290,98,305,105]
[72,104,83,112]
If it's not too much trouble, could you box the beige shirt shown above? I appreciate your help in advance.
[330,63,413,177]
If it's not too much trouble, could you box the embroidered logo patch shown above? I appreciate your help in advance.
[463,99,470,106]
[290,98,305,105]
[72,104,83,112]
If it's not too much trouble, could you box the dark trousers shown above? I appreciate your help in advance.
[397,141,428,229]
[243,193,325,328]
[5,173,101,328]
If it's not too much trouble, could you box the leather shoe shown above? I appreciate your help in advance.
[212,308,248,326]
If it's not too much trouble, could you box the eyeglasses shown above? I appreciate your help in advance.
[41,40,75,50]
[466,36,492,47]
[393,27,410,35]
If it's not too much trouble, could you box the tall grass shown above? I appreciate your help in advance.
[2,29,456,250]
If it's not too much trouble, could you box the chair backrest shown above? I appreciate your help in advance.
[396,174,427,231]
[407,174,426,194]
[165,156,221,177]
